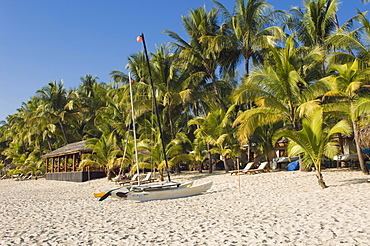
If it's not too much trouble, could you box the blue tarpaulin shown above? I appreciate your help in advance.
[287,160,300,171]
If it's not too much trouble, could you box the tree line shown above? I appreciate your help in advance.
[1,0,370,187]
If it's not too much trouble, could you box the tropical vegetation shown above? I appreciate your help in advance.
[1,0,370,188]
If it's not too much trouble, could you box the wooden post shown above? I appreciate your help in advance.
[64,155,68,172]
[57,157,61,172]
[45,158,49,173]
[72,154,76,172]
[52,158,55,173]
[236,157,240,170]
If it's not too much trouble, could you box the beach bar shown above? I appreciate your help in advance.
[41,140,106,182]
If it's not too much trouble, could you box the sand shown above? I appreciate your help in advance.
[0,169,369,245]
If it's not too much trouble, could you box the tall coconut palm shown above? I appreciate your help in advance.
[150,45,188,140]
[36,80,70,145]
[212,0,286,77]
[233,36,327,139]
[321,60,370,174]
[73,75,106,139]
[288,0,339,47]
[280,108,352,188]
[164,6,230,110]
[287,0,340,74]
[189,108,236,172]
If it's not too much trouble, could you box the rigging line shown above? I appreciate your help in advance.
[117,123,131,177]
[150,87,155,176]
[129,72,141,185]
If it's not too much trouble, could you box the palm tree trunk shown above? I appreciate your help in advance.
[193,101,199,117]
[316,171,328,189]
[47,138,53,151]
[291,117,309,172]
[243,52,250,77]
[221,155,230,172]
[58,119,68,144]
[167,106,175,140]
[198,161,203,173]
[159,170,165,181]
[207,143,213,174]
[352,119,369,175]
[209,72,226,110]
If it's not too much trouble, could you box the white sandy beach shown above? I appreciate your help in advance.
[0,169,370,245]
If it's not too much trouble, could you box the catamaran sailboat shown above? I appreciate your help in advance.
[94,33,212,201]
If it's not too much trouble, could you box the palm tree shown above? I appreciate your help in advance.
[321,60,370,174]
[287,0,341,74]
[169,132,208,173]
[150,45,188,140]
[138,132,171,181]
[279,108,352,188]
[73,75,106,139]
[164,6,230,109]
[165,132,194,173]
[288,0,339,47]
[36,80,70,145]
[233,36,326,138]
[250,121,284,162]
[189,108,236,172]
[80,133,120,180]
[212,0,286,77]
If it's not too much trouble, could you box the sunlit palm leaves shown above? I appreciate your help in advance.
[279,108,351,188]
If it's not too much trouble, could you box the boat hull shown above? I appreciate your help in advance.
[126,181,213,202]
[93,181,194,199]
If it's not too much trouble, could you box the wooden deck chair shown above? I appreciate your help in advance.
[131,172,157,185]
[228,162,254,175]
[118,173,138,186]
[244,162,270,175]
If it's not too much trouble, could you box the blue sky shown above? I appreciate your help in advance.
[0,0,368,122]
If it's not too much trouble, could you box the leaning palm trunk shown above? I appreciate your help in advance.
[158,169,165,181]
[207,143,213,174]
[316,171,328,189]
[352,120,369,175]
[221,155,230,172]
[58,119,68,144]
[314,160,328,189]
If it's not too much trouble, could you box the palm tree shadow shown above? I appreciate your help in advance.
[171,171,226,182]
[329,178,369,187]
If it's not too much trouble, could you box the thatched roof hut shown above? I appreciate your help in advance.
[41,140,92,158]
[42,140,105,182]
[41,140,93,174]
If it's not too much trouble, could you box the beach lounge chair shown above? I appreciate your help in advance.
[228,162,254,175]
[244,162,270,175]
[118,174,138,186]
[22,174,32,180]
[130,172,157,185]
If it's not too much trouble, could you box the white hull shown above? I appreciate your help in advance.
[126,181,213,202]
[110,181,194,199]
[94,181,195,199]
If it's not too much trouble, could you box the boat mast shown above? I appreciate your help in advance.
[137,33,171,182]
[129,72,140,185]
